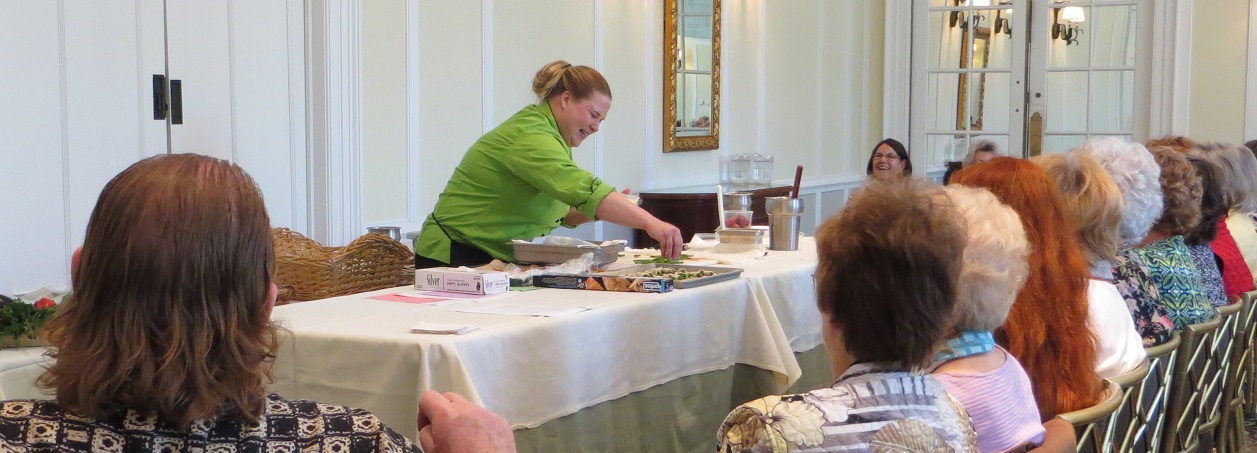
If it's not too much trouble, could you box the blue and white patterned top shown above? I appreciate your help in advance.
[1134,236,1216,329]
[1185,242,1228,307]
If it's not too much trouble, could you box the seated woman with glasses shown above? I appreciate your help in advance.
[717,179,978,452]
[866,138,913,181]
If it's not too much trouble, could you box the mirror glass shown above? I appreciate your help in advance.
[664,0,720,152]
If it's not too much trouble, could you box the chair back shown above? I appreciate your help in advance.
[1217,294,1254,452]
[1162,313,1222,453]
[1116,333,1180,453]
[1059,380,1124,452]
[273,228,414,302]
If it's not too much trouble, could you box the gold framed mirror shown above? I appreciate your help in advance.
[956,23,991,132]
[663,0,720,152]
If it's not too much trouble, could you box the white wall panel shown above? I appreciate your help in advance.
[415,0,484,230]
[230,0,306,229]
[492,0,594,140]
[599,0,651,193]
[764,1,820,180]
[361,0,409,224]
[166,2,232,160]
[1189,0,1247,142]
[0,2,69,295]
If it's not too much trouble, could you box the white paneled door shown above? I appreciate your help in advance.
[0,0,305,296]
[910,0,1145,163]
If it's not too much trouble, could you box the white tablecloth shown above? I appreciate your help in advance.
[268,238,820,440]
[0,347,53,400]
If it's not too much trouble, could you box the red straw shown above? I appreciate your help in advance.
[791,165,803,199]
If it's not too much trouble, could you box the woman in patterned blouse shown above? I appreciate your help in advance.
[717,180,980,452]
[0,154,422,452]
[1179,155,1231,307]
[1077,138,1176,346]
[1134,142,1215,328]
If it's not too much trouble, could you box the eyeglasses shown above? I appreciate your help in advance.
[873,153,901,162]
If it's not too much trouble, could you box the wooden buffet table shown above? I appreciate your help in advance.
[634,184,791,248]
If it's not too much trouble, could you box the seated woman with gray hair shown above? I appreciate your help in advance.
[1075,137,1175,346]
[717,180,978,452]
[936,185,1068,452]
[964,139,1004,166]
[1033,151,1147,378]
[1192,142,1257,299]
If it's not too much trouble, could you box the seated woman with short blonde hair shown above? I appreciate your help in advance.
[1033,151,1146,379]
[717,180,977,452]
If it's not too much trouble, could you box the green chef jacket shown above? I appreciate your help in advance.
[415,102,616,262]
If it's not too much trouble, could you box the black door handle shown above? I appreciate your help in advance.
[152,74,167,120]
[170,79,183,125]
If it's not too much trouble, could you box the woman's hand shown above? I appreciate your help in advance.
[646,220,683,260]
[417,390,517,453]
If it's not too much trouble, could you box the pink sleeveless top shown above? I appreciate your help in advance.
[934,346,1046,453]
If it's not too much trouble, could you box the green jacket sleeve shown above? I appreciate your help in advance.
[500,134,615,220]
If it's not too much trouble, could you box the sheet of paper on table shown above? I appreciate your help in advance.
[410,321,480,335]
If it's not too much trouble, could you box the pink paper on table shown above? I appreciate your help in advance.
[417,291,497,300]
[368,293,448,304]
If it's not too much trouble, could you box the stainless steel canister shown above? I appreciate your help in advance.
[722,192,752,211]
[765,196,804,251]
[367,226,402,242]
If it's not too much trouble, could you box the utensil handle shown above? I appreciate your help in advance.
[791,165,803,199]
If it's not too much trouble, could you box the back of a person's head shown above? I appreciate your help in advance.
[532,60,611,103]
[942,185,1029,332]
[816,179,963,369]
[1194,142,1257,213]
[1032,152,1124,266]
[1147,145,1203,237]
[962,139,1003,166]
[40,153,277,426]
[948,156,1099,418]
[1073,138,1163,246]
[1183,155,1227,245]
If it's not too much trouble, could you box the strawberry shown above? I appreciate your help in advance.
[33,297,55,310]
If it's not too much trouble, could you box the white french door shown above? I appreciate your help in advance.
[910,0,1144,163]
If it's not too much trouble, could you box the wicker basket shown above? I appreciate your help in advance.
[273,228,415,303]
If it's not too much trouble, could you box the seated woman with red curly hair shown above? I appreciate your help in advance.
[949,157,1103,421]
[717,180,978,452]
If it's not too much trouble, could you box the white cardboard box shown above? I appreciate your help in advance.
[415,267,510,295]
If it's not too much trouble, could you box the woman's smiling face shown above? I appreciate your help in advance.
[553,91,610,148]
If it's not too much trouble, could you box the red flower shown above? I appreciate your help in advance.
[33,298,55,310]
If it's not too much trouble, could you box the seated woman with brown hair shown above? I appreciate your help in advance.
[949,157,1102,421]
[0,154,426,451]
[1180,155,1231,307]
[1134,144,1214,327]
[1032,151,1146,379]
[717,180,978,452]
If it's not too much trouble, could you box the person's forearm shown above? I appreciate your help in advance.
[1032,417,1077,452]
[564,207,593,226]
[593,192,656,228]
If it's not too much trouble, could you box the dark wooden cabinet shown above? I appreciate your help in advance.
[633,185,791,248]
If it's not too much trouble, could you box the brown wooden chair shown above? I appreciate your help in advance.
[1059,380,1124,452]
[1217,295,1252,452]
[1162,313,1222,453]
[272,228,414,303]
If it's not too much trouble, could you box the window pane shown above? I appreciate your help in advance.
[1090,70,1134,132]
[929,73,962,132]
[1043,135,1087,154]
[1046,71,1088,132]
[931,11,965,70]
[1090,5,1137,67]
[970,72,1011,133]
[1048,7,1090,68]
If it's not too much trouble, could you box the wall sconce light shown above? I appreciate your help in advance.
[948,0,988,30]
[993,2,1012,36]
[1052,6,1085,45]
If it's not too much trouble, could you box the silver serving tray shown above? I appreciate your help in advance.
[598,264,743,289]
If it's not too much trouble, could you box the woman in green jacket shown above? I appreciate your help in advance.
[415,60,682,267]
